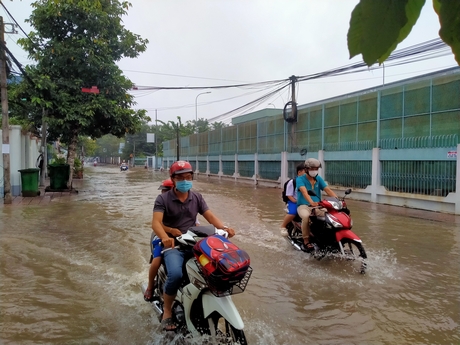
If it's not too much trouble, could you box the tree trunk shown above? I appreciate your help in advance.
[66,131,79,189]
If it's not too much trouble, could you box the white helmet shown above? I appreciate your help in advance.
[304,158,321,169]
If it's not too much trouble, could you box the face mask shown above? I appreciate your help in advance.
[176,180,193,193]
[308,170,318,178]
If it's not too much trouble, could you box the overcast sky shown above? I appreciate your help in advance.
[2,0,458,125]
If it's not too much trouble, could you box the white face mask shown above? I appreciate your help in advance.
[308,170,318,178]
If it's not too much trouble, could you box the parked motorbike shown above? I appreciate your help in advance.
[285,189,367,274]
[142,225,252,344]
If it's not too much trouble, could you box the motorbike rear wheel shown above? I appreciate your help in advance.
[207,311,247,345]
[340,239,367,274]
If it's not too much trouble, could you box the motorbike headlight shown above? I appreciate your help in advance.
[326,214,343,228]
[328,199,343,210]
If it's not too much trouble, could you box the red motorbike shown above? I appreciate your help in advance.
[286,189,367,274]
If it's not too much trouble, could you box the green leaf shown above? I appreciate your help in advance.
[348,0,425,66]
[433,0,460,65]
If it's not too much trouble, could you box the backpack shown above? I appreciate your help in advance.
[282,178,296,203]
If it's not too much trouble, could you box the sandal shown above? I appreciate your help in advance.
[161,317,177,331]
[143,288,154,302]
[301,242,314,253]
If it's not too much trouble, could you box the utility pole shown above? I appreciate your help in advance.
[39,108,47,187]
[1,17,13,204]
[289,75,298,152]
[154,109,157,169]
[176,122,180,161]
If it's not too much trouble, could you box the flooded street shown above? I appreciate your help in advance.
[1,165,459,345]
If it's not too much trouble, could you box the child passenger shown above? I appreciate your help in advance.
[144,179,177,301]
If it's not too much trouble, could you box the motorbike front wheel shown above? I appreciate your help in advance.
[207,311,247,345]
[340,239,367,274]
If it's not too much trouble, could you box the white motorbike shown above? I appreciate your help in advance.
[142,225,252,344]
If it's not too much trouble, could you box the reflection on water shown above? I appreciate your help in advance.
[0,165,459,344]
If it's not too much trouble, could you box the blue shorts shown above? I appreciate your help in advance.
[152,237,162,259]
[287,200,298,215]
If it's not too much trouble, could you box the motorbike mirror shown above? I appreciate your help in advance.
[345,188,352,195]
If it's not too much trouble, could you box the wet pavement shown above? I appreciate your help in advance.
[0,164,459,345]
[0,179,83,206]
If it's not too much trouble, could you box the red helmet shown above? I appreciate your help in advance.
[158,179,174,190]
[169,161,193,177]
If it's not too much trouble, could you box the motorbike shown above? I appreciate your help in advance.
[142,225,252,344]
[120,164,128,171]
[285,189,367,274]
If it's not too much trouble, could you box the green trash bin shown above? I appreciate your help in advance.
[18,168,40,197]
[48,164,70,190]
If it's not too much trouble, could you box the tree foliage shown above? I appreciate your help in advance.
[16,0,149,140]
[348,0,460,66]
[12,0,149,187]
[95,134,122,158]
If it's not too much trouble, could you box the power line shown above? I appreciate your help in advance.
[0,2,32,40]
[130,38,451,93]
[132,77,289,91]
[124,69,251,84]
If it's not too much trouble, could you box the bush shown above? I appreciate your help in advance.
[51,153,66,164]
[74,157,82,171]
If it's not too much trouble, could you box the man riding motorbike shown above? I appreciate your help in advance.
[151,161,235,331]
[296,158,337,252]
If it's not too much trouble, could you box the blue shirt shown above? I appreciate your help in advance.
[296,174,328,206]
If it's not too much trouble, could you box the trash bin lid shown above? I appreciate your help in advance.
[18,168,40,173]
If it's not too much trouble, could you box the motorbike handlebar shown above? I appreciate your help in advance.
[158,227,229,252]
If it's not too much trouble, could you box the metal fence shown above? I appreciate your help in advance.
[381,160,456,196]
[162,68,459,197]
[325,161,372,189]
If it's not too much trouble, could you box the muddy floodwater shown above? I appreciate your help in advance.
[1,165,459,345]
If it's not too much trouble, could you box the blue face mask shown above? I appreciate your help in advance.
[176,180,193,193]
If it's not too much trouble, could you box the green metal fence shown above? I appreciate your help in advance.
[381,160,456,196]
[222,160,235,176]
[258,161,280,180]
[326,161,372,189]
[238,161,254,177]
[161,68,459,196]
[163,68,459,159]
[209,161,219,174]
[380,134,458,149]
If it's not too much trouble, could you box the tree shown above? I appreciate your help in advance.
[193,118,211,133]
[348,0,460,66]
[15,0,149,188]
[80,136,97,157]
[210,121,228,131]
[95,134,122,160]
[123,122,156,161]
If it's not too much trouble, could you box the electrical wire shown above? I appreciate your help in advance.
[140,80,289,112]
[1,0,455,125]
[0,2,31,39]
[124,69,251,83]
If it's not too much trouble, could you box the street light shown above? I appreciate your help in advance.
[195,91,211,131]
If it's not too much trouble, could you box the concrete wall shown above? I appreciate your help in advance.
[164,144,460,215]
[1,126,42,197]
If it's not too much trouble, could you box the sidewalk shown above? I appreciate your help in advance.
[0,179,84,207]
